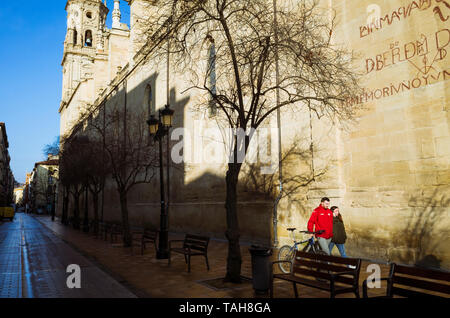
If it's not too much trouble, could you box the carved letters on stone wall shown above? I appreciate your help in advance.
[346,2,449,106]
[365,29,449,75]
[359,0,449,38]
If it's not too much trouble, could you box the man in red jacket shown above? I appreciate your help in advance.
[307,197,333,255]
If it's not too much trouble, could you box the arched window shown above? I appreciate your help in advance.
[207,35,217,115]
[73,28,78,45]
[144,84,153,115]
[84,30,93,47]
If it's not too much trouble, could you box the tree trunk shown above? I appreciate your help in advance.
[73,192,80,230]
[83,187,89,233]
[62,187,69,225]
[92,191,99,235]
[119,190,132,247]
[224,163,242,283]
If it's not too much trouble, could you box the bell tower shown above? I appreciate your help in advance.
[62,0,109,104]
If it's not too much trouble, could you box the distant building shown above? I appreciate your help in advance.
[0,122,14,206]
[13,187,24,206]
[30,155,59,213]
[23,172,32,208]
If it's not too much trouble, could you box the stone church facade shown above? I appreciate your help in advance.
[58,0,450,269]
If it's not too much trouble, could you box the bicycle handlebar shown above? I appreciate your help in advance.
[299,230,325,235]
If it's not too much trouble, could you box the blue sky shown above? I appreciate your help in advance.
[0,1,129,183]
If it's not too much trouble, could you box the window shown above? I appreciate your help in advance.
[85,30,93,47]
[73,28,78,45]
[207,36,217,116]
[144,84,153,115]
[86,12,92,19]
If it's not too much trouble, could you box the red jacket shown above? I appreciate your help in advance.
[307,205,333,239]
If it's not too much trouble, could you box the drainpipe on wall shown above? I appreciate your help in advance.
[272,0,283,248]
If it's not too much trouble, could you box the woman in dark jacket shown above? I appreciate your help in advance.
[329,206,347,257]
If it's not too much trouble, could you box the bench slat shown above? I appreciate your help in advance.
[274,274,331,291]
[394,264,450,282]
[185,235,210,241]
[293,259,355,274]
[295,251,359,266]
[391,286,446,298]
[184,241,208,248]
[274,274,356,292]
[292,267,355,285]
[393,275,450,294]
[171,247,205,256]
[184,245,207,252]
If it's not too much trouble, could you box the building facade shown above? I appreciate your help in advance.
[0,122,14,207]
[30,155,59,214]
[13,187,24,206]
[58,0,450,269]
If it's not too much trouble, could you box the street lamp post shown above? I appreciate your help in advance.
[51,183,56,222]
[147,104,175,260]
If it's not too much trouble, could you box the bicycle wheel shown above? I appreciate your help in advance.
[278,245,295,273]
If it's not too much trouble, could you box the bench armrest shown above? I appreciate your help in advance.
[362,277,390,298]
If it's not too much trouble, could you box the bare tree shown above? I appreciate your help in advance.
[85,137,110,234]
[84,103,159,247]
[138,0,362,282]
[42,136,60,158]
[59,134,90,230]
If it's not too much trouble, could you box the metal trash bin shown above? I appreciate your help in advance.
[249,245,273,295]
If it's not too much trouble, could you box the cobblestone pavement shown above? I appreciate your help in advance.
[32,215,393,298]
[0,213,136,298]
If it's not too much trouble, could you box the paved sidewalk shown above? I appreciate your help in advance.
[0,213,136,298]
[34,215,391,298]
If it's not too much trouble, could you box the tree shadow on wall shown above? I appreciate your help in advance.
[240,135,330,222]
[400,189,450,270]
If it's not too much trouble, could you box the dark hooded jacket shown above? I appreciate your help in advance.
[331,216,347,244]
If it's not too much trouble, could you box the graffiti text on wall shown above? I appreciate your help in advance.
[345,28,450,106]
[365,29,449,75]
[345,69,450,106]
[360,0,449,38]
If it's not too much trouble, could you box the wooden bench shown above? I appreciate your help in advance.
[363,263,450,298]
[168,234,210,272]
[271,250,361,298]
[132,228,158,255]
[110,224,123,243]
[89,219,94,230]
[91,220,102,236]
[97,222,109,240]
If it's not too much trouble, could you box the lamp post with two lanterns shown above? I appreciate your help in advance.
[147,104,175,259]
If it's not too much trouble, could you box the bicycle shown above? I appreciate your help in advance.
[277,228,328,274]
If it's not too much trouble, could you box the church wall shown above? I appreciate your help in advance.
[275,0,450,269]
[92,50,273,244]
[108,30,130,83]
[58,0,450,268]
